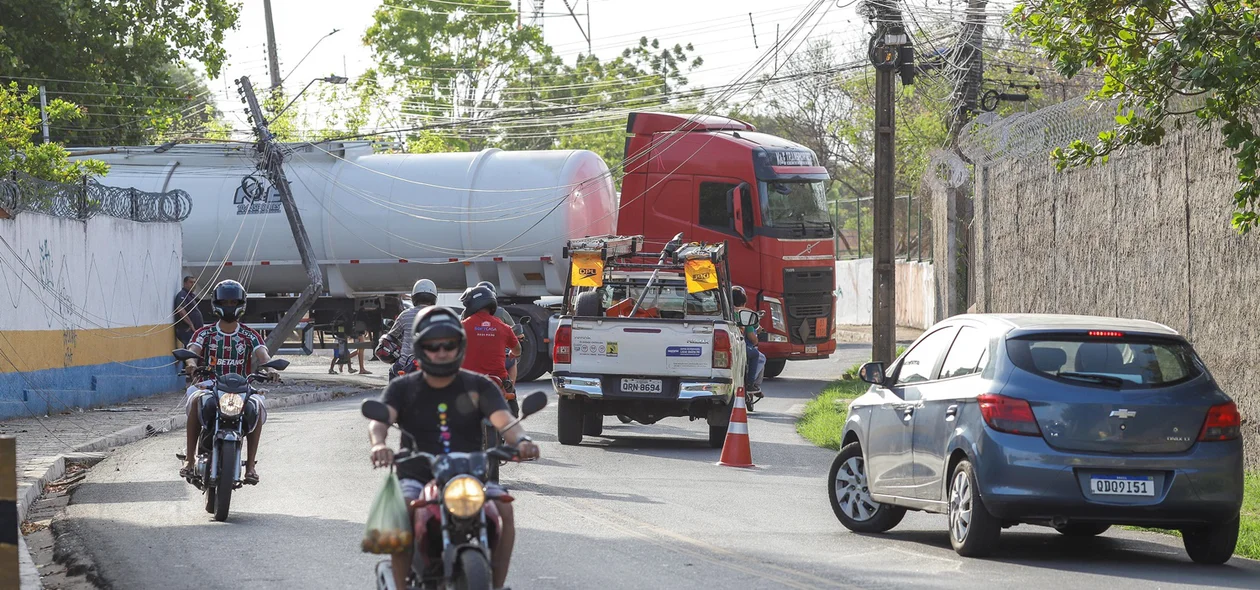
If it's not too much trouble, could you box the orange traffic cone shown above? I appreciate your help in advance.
[718,388,754,468]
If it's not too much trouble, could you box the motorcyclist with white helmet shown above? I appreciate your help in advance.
[378,279,439,379]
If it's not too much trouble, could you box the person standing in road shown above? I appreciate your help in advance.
[173,275,204,348]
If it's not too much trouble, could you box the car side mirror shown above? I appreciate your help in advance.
[727,183,754,243]
[262,358,289,371]
[858,362,887,385]
[736,309,759,327]
[517,315,532,325]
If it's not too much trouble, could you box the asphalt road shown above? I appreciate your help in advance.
[60,345,1260,589]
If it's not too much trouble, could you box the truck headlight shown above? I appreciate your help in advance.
[443,476,486,518]
[218,393,245,417]
[768,300,786,332]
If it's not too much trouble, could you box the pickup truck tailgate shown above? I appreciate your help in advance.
[568,318,716,379]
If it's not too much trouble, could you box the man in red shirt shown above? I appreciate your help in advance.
[459,285,521,387]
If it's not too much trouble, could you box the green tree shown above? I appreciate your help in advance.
[1009,0,1260,232]
[0,83,107,182]
[0,0,241,146]
[364,0,547,150]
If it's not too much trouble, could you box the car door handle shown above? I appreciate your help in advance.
[945,404,959,419]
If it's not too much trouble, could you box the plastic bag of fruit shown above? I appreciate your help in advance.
[362,471,413,554]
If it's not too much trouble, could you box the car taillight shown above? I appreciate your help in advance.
[553,325,572,364]
[1199,401,1241,441]
[713,329,731,369]
[977,394,1041,436]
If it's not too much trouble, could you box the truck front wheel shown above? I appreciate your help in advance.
[763,359,787,379]
[557,396,585,446]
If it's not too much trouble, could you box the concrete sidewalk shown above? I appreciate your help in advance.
[4,359,389,588]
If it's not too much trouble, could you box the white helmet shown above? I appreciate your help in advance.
[412,279,437,297]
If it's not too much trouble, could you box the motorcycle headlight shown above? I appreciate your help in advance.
[767,300,786,332]
[218,393,245,417]
[442,475,486,519]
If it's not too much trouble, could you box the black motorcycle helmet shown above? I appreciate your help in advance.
[212,280,247,321]
[459,284,497,319]
[411,306,466,377]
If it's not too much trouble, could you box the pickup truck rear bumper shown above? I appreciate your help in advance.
[552,373,733,402]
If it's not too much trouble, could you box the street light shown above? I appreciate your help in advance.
[270,75,349,123]
[279,28,342,87]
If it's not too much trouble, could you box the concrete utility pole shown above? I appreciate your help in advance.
[264,0,283,92]
[863,0,913,365]
[236,76,324,354]
[38,86,49,144]
[942,0,988,318]
[948,0,988,143]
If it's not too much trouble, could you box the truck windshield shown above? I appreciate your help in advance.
[759,180,832,234]
[596,278,722,319]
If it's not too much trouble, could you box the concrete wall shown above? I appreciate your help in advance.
[0,213,183,420]
[972,124,1260,462]
[835,259,937,329]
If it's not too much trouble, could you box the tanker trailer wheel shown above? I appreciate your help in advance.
[506,304,555,383]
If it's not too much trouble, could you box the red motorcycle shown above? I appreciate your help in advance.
[362,392,546,590]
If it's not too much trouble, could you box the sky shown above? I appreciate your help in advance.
[205,0,873,129]
[203,0,1010,134]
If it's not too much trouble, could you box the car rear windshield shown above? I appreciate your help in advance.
[1006,334,1204,388]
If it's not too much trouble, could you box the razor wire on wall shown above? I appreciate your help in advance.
[0,172,192,222]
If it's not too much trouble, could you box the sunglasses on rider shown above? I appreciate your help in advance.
[419,341,460,352]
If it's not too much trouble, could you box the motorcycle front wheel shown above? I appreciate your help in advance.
[214,440,237,522]
[454,551,492,590]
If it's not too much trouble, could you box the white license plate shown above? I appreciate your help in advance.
[806,345,818,354]
[620,378,663,394]
[1090,475,1155,496]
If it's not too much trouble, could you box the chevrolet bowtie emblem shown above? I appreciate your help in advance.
[1109,409,1137,419]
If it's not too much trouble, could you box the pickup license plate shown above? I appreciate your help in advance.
[621,378,663,394]
[1090,475,1154,496]
[806,344,818,354]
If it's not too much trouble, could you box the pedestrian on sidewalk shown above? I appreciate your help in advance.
[173,275,203,348]
[349,334,372,374]
[329,335,351,374]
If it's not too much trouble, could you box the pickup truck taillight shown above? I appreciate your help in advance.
[553,325,572,364]
[713,329,731,369]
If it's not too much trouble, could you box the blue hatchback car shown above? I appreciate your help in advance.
[829,314,1244,563]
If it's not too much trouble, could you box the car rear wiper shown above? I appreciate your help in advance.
[1056,372,1125,388]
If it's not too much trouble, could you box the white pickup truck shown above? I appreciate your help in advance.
[550,235,758,448]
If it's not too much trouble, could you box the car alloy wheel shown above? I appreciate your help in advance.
[835,456,879,522]
[949,470,972,543]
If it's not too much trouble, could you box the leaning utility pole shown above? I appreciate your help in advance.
[264,0,283,92]
[863,0,913,365]
[236,76,324,354]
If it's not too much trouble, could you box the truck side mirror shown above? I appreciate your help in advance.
[727,183,754,243]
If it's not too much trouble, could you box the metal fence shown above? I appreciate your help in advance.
[0,172,192,223]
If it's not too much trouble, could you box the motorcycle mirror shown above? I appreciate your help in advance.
[172,349,198,361]
[361,399,392,423]
[517,315,532,325]
[518,391,548,418]
[262,358,290,371]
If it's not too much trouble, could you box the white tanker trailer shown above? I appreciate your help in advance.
[88,141,618,381]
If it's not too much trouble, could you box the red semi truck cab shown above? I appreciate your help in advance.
[616,112,837,376]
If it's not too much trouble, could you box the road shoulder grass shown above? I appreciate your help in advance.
[795,363,1260,561]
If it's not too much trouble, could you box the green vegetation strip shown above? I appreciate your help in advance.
[796,361,1260,561]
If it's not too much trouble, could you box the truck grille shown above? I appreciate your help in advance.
[785,292,833,345]
[783,267,834,293]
